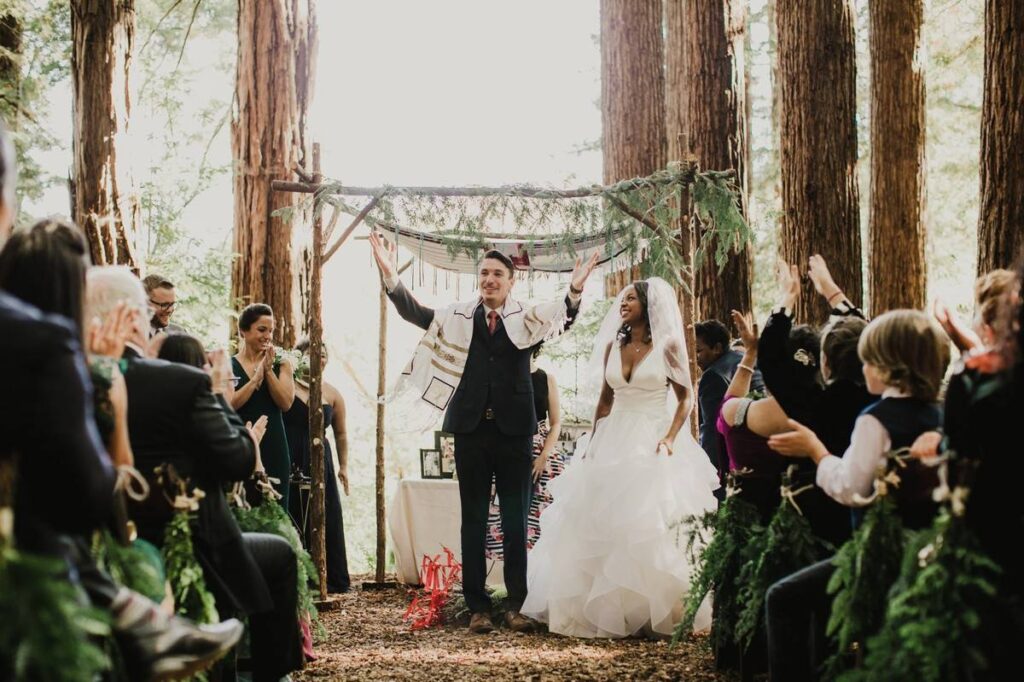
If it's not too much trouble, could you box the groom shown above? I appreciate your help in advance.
[370,232,597,634]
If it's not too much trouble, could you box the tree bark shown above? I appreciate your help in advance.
[869,0,927,314]
[232,0,316,347]
[601,0,666,184]
[776,0,862,321]
[977,0,1024,274]
[664,0,699,411]
[668,0,752,324]
[70,0,139,269]
[0,12,21,120]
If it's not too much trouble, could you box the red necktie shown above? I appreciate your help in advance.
[487,310,499,335]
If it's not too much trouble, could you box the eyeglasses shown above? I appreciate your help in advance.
[149,299,177,312]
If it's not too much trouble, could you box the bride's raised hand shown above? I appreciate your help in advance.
[656,437,674,456]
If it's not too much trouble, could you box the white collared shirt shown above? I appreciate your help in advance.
[815,387,909,506]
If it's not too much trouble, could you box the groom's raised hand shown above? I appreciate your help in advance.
[369,231,398,281]
[570,251,600,293]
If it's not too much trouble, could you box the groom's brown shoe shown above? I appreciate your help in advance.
[504,610,535,633]
[468,612,495,634]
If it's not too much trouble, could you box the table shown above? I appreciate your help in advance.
[388,478,504,586]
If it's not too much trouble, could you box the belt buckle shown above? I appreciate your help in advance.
[484,407,495,420]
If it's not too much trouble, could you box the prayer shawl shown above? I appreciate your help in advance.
[390,294,570,432]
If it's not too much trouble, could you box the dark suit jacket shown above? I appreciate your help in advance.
[387,282,578,436]
[121,349,273,614]
[0,291,116,554]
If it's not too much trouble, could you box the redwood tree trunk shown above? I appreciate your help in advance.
[71,0,138,269]
[0,12,20,118]
[869,0,926,314]
[977,0,1024,274]
[232,0,316,347]
[601,0,665,184]
[777,0,862,320]
[669,0,752,324]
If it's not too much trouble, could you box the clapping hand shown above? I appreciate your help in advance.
[730,310,758,351]
[207,348,235,396]
[910,430,942,460]
[777,261,800,311]
[933,299,981,353]
[250,355,266,388]
[88,302,135,358]
[369,231,398,282]
[570,251,600,294]
[246,415,269,445]
[808,254,842,303]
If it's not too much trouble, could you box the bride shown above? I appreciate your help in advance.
[521,277,718,638]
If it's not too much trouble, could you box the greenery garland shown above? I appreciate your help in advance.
[231,492,322,637]
[735,482,831,650]
[291,165,752,287]
[822,494,907,677]
[0,544,112,681]
[673,493,763,649]
[840,496,1002,681]
[162,510,219,626]
[92,530,166,604]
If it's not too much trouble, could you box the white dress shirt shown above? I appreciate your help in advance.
[815,387,909,506]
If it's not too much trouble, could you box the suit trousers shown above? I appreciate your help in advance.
[765,557,835,682]
[454,420,533,614]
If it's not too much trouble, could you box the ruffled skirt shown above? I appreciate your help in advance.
[521,408,718,638]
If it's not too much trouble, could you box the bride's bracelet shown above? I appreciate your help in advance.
[737,363,755,374]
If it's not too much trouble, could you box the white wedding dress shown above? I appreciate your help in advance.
[521,344,718,638]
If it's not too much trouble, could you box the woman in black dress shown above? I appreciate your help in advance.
[283,338,351,593]
[231,304,295,507]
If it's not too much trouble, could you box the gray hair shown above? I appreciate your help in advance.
[85,265,149,325]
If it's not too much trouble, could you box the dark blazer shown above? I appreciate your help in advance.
[0,292,116,553]
[121,349,273,614]
[387,282,577,436]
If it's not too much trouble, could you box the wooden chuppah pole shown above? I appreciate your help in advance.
[307,143,328,600]
[374,280,387,584]
[369,255,412,587]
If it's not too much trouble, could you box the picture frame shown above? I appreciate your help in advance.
[435,431,456,479]
[420,448,443,479]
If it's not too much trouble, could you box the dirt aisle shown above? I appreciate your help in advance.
[296,585,731,681]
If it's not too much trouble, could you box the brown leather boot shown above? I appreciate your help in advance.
[504,610,535,633]
[468,612,495,634]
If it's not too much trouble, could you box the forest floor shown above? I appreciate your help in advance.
[295,578,733,681]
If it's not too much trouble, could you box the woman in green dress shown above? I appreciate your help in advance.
[231,303,295,507]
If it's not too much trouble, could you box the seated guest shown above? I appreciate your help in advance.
[715,311,789,521]
[694,318,764,486]
[143,273,185,339]
[88,275,304,682]
[765,309,950,682]
[0,125,242,680]
[283,337,351,593]
[758,256,872,546]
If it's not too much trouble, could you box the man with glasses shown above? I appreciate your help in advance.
[143,273,185,338]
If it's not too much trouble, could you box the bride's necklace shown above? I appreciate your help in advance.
[629,339,649,353]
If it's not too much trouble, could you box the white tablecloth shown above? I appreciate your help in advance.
[388,478,504,586]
